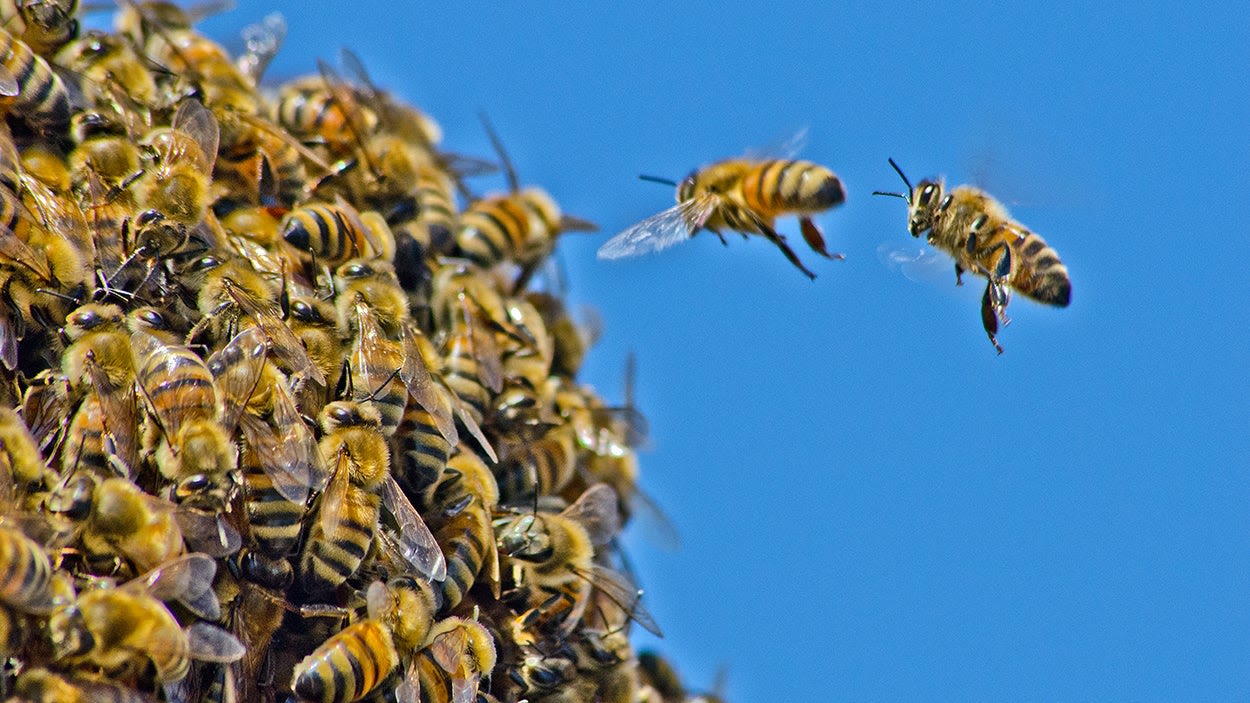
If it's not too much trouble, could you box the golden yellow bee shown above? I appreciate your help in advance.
[874,158,1072,353]
[455,117,596,291]
[281,197,393,268]
[48,552,243,684]
[136,99,218,227]
[0,27,70,135]
[496,484,661,639]
[0,0,79,58]
[291,578,437,703]
[422,450,501,614]
[412,615,497,703]
[599,155,847,279]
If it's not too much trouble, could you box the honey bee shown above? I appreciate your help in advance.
[130,330,238,513]
[873,158,1072,353]
[274,70,379,160]
[214,109,332,210]
[11,666,160,703]
[455,117,596,291]
[0,404,51,489]
[496,484,660,638]
[0,0,79,58]
[284,292,344,412]
[133,100,217,229]
[599,147,846,279]
[0,26,70,135]
[412,615,497,703]
[494,422,576,504]
[291,578,437,703]
[300,400,444,596]
[282,197,394,269]
[48,551,244,685]
[0,521,56,614]
[422,450,500,614]
[55,30,159,116]
[183,253,324,386]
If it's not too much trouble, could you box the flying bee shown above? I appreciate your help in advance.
[598,151,847,279]
[136,99,218,227]
[456,116,596,291]
[873,158,1072,353]
[0,26,70,135]
[412,615,498,703]
[420,450,501,614]
[48,552,244,685]
[496,483,661,639]
[291,578,438,703]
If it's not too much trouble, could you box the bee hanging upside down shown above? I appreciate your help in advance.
[873,158,1071,354]
[598,157,847,279]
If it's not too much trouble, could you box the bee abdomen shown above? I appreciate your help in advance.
[300,490,379,594]
[243,462,303,558]
[0,526,52,611]
[434,508,490,613]
[394,405,451,497]
[456,197,529,266]
[292,621,398,703]
[1012,231,1071,307]
[746,160,844,214]
[0,29,70,135]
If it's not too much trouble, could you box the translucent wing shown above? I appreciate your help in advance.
[876,242,957,289]
[175,507,242,557]
[451,393,497,463]
[743,127,809,161]
[0,226,52,281]
[186,621,247,663]
[172,99,219,172]
[560,483,620,547]
[236,11,286,83]
[379,473,447,583]
[131,552,221,620]
[597,193,720,260]
[223,278,324,386]
[84,356,139,472]
[400,324,458,446]
[238,413,313,504]
[575,563,663,637]
[318,447,351,539]
[206,326,268,433]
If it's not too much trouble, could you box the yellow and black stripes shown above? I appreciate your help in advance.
[291,620,398,703]
[0,526,52,611]
[0,28,69,135]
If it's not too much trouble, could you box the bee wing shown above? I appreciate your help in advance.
[560,483,620,547]
[380,473,448,583]
[20,374,68,451]
[176,507,243,557]
[333,193,382,256]
[452,676,478,703]
[21,175,93,256]
[743,127,809,161]
[0,65,17,97]
[575,563,663,638]
[131,552,221,619]
[597,194,720,260]
[172,99,220,173]
[452,394,498,464]
[0,226,53,282]
[206,327,268,433]
[236,11,286,83]
[429,625,469,674]
[395,658,421,703]
[84,358,139,472]
[186,621,247,663]
[399,324,458,446]
[875,242,957,290]
[458,293,503,393]
[318,447,351,539]
[0,297,15,370]
[224,279,325,387]
[239,413,313,504]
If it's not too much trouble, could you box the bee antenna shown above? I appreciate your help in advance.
[886,157,913,196]
[638,174,678,187]
[478,111,518,193]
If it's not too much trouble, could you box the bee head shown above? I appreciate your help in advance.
[908,179,945,238]
[676,171,698,203]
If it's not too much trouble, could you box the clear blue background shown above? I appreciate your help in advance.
[189,2,1247,699]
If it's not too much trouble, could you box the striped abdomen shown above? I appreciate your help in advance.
[282,202,376,266]
[291,620,397,703]
[348,339,407,438]
[135,344,216,433]
[393,399,451,498]
[441,330,497,427]
[299,485,379,595]
[1006,227,1071,306]
[455,195,530,266]
[0,29,69,135]
[241,443,304,560]
[414,164,458,250]
[740,159,845,216]
[0,526,53,612]
[496,425,576,502]
[62,392,110,477]
[432,503,492,613]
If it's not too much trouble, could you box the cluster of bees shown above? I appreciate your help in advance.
[0,2,725,702]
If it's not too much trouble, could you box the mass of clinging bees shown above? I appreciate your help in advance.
[0,1,1073,702]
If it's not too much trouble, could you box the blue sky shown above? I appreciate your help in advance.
[196,2,1249,699]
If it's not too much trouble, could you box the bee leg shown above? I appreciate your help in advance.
[758,224,816,280]
[954,263,965,286]
[980,283,1004,355]
[708,228,729,246]
[799,217,845,260]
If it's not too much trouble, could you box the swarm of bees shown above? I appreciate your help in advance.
[0,2,711,701]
